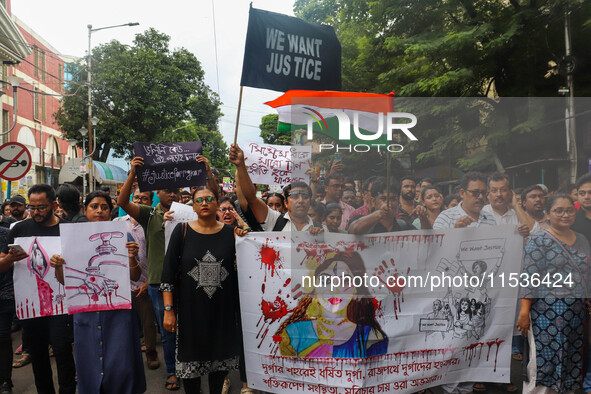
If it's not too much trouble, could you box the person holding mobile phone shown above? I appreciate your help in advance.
[0,184,76,394]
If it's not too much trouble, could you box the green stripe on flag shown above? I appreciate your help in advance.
[278,118,390,146]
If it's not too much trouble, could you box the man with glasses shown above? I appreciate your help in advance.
[433,172,496,229]
[432,172,494,394]
[0,184,76,394]
[322,173,354,231]
[229,145,321,232]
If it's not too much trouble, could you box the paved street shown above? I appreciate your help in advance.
[9,329,244,393]
[9,324,525,393]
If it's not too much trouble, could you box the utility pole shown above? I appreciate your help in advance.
[564,5,577,183]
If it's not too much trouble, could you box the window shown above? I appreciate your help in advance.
[42,95,46,122]
[41,52,46,82]
[34,48,39,78]
[33,86,40,122]
[58,64,63,93]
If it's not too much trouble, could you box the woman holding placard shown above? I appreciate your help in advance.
[50,190,146,394]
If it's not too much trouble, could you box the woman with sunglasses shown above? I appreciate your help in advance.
[161,186,248,394]
[517,194,590,393]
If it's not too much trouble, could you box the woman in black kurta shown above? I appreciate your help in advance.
[161,186,244,394]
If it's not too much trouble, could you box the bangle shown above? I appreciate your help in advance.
[242,226,251,231]
[130,259,140,269]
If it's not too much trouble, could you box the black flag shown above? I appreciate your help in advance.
[240,6,341,92]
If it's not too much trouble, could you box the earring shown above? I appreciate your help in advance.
[306,298,321,318]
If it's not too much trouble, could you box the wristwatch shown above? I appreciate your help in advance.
[164,304,173,311]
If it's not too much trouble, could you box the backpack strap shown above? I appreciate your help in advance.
[272,213,289,232]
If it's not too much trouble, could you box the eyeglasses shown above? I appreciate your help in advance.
[133,196,151,202]
[465,189,487,197]
[27,205,49,212]
[195,196,215,204]
[88,203,111,211]
[219,207,234,212]
[288,190,311,200]
[551,208,576,216]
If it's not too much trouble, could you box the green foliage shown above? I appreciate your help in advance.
[293,0,591,171]
[55,28,221,162]
[259,114,291,145]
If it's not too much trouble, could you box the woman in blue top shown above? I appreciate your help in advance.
[277,251,388,358]
[51,191,146,394]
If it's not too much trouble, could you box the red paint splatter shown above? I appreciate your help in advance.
[486,339,505,372]
[272,335,282,343]
[91,294,99,302]
[261,283,265,294]
[261,296,290,322]
[90,277,96,282]
[259,240,281,279]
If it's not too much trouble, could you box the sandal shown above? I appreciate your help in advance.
[165,375,180,391]
[494,383,518,392]
[12,354,31,368]
[473,383,487,392]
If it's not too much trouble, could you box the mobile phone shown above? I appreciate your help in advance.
[8,244,24,253]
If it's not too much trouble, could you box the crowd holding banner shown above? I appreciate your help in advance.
[0,5,588,394]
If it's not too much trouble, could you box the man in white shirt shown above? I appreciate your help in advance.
[229,144,321,233]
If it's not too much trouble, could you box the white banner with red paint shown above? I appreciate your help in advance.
[236,226,522,393]
[13,237,67,319]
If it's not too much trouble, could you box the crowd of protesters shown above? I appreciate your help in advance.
[0,144,588,394]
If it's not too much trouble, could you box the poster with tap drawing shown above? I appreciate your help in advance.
[13,236,67,319]
[60,221,132,314]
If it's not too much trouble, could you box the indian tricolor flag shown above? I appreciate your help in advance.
[265,90,395,146]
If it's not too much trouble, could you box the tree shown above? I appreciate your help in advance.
[259,114,291,145]
[293,0,591,172]
[55,28,222,162]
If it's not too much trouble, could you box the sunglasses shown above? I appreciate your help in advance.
[195,196,215,203]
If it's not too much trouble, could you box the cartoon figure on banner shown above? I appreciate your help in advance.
[28,238,57,316]
[275,251,388,358]
[65,231,130,306]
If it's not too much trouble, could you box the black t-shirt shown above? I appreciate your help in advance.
[3,218,66,254]
[572,209,591,246]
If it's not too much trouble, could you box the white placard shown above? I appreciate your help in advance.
[13,236,66,319]
[60,221,131,314]
[244,142,311,186]
[164,202,198,252]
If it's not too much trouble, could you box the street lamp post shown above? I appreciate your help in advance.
[79,126,88,197]
[87,22,139,192]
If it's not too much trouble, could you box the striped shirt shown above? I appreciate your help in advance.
[433,202,496,229]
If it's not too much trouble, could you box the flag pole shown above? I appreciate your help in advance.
[386,151,391,208]
[233,86,244,146]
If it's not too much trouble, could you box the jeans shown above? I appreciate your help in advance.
[512,335,523,354]
[148,284,176,374]
[21,314,76,394]
[0,300,14,387]
[132,288,158,353]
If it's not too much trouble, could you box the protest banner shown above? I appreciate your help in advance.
[240,6,341,92]
[244,142,311,186]
[133,141,206,192]
[164,201,198,252]
[13,237,66,319]
[60,221,132,314]
[236,226,523,393]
